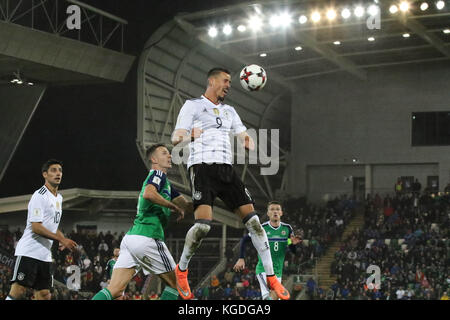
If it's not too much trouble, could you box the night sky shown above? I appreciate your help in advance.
[0,0,243,197]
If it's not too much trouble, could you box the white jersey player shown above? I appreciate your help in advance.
[6,159,77,300]
[171,67,290,300]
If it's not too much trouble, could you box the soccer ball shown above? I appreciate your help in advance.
[239,64,267,91]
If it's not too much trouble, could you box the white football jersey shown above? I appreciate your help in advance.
[175,95,247,168]
[15,185,63,262]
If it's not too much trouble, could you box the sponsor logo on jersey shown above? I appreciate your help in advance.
[193,191,202,200]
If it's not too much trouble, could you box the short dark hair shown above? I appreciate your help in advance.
[207,67,230,79]
[146,143,167,160]
[267,201,282,210]
[42,159,63,172]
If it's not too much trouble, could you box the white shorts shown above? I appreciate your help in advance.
[114,234,176,275]
[256,272,282,300]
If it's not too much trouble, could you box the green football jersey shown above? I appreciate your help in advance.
[255,222,294,278]
[105,258,116,279]
[126,169,179,241]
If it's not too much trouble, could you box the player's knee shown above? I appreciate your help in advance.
[36,289,51,300]
[193,220,211,240]
[10,283,27,299]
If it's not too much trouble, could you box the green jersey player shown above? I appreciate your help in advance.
[234,201,301,300]
[92,144,193,300]
[105,248,120,282]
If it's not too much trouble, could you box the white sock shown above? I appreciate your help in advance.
[179,222,211,271]
[244,214,274,275]
[6,295,14,300]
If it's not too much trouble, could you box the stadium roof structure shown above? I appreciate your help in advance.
[0,188,243,228]
[176,0,450,82]
[0,0,135,85]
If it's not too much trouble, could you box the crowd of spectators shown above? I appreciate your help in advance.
[193,195,357,300]
[317,190,449,300]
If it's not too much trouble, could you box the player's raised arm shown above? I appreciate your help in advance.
[171,194,193,221]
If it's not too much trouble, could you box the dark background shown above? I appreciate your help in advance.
[0,0,243,197]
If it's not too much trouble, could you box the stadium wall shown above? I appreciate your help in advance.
[287,62,450,201]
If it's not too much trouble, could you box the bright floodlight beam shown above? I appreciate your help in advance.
[326,9,337,21]
[299,15,308,24]
[248,15,263,31]
[399,1,410,12]
[311,11,321,22]
[420,2,429,11]
[222,24,232,35]
[341,8,351,19]
[354,6,365,17]
[368,5,379,16]
[208,27,218,38]
[436,1,445,10]
[280,12,292,27]
[389,5,398,14]
[269,15,281,28]
[237,24,246,32]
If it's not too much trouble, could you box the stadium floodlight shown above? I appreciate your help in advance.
[27,82,34,86]
[354,6,365,17]
[208,27,218,38]
[341,8,351,19]
[295,46,303,51]
[259,53,267,57]
[269,15,282,27]
[237,24,246,32]
[443,29,450,34]
[368,36,375,41]
[399,1,410,12]
[298,15,308,24]
[420,2,429,10]
[248,15,263,31]
[402,33,410,38]
[333,40,341,45]
[311,11,321,22]
[436,1,445,10]
[222,24,232,35]
[280,12,292,27]
[326,9,337,21]
[389,5,399,13]
[368,5,379,16]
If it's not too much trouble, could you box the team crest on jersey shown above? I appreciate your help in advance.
[193,191,202,200]
[282,230,286,235]
[213,108,220,116]
[17,272,25,281]
[224,110,230,120]
[56,202,61,210]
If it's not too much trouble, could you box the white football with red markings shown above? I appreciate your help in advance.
[239,64,267,92]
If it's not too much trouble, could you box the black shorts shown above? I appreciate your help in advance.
[188,163,254,211]
[10,255,53,290]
